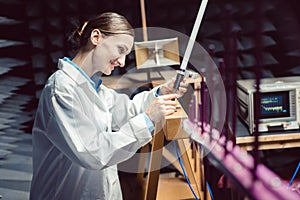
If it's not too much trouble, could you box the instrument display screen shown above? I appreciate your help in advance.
[255,91,290,119]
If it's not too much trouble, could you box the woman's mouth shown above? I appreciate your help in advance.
[110,59,118,66]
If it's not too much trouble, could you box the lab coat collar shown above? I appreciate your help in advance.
[57,58,109,113]
[58,58,102,92]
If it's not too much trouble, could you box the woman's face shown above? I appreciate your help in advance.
[92,33,134,75]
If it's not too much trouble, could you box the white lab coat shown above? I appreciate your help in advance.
[30,59,156,200]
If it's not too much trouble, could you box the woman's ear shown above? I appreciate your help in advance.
[90,29,102,45]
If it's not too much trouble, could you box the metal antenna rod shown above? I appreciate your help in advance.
[173,0,209,92]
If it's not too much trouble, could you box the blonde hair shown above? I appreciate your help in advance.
[71,12,134,47]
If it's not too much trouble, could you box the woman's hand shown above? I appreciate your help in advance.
[158,77,188,98]
[145,93,178,123]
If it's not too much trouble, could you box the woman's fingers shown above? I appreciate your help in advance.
[159,93,178,100]
[146,93,180,123]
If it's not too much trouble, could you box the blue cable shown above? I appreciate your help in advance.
[288,162,300,187]
[174,141,200,200]
[206,181,215,200]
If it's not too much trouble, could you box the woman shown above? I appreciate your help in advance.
[30,12,187,200]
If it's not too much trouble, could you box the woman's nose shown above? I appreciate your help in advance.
[117,56,126,67]
[112,56,126,67]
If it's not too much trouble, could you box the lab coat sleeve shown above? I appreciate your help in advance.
[108,87,157,130]
[48,85,153,170]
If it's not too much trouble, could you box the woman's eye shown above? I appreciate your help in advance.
[118,47,126,54]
